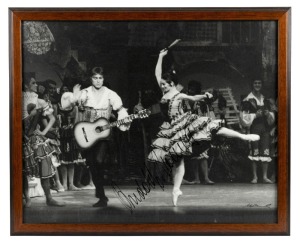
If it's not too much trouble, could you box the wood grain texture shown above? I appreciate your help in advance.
[9,8,290,235]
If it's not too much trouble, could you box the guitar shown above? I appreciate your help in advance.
[73,109,151,149]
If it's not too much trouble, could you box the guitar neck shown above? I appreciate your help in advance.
[105,113,141,130]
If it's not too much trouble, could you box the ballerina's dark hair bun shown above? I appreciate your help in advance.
[162,68,178,85]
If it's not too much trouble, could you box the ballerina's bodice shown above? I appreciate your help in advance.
[160,93,184,122]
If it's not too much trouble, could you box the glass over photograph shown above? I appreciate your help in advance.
[21,20,278,224]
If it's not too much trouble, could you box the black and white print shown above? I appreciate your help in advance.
[21,20,278,224]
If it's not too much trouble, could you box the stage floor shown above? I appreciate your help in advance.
[23,183,277,224]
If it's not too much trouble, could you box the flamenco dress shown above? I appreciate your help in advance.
[57,104,85,165]
[23,110,61,178]
[147,93,222,166]
[22,93,60,179]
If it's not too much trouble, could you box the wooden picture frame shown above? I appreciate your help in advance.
[10,8,290,235]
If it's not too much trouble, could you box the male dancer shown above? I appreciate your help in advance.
[61,67,131,207]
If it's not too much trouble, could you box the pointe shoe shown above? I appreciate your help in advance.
[172,189,183,206]
[46,199,66,207]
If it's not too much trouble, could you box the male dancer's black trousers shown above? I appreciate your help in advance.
[83,140,109,200]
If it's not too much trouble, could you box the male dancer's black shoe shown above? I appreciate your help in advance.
[93,197,109,207]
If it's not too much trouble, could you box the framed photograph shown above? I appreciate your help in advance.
[10,8,290,235]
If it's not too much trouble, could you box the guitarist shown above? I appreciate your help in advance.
[61,66,131,207]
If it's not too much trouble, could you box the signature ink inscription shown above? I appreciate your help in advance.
[112,141,189,213]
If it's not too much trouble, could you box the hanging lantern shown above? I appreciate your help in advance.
[23,21,55,55]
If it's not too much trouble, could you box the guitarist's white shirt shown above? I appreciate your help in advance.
[83,86,129,131]
[61,86,130,131]
[83,86,122,115]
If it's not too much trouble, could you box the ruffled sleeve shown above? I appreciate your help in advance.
[108,89,123,111]
[61,92,76,110]
[107,89,130,131]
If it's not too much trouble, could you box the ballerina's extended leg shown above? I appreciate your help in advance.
[216,127,260,141]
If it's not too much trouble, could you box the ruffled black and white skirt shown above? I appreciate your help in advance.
[148,112,222,165]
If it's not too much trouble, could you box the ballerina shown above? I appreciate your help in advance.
[147,49,260,206]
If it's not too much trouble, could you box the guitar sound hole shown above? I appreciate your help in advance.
[95,127,102,133]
